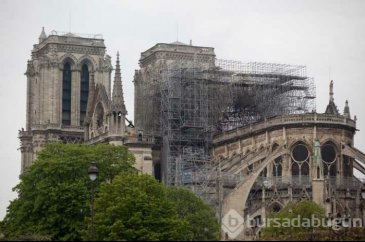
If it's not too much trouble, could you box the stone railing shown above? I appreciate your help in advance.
[86,132,109,144]
[250,176,362,191]
[125,135,155,144]
[327,176,363,190]
[49,30,103,39]
[86,132,155,145]
[36,32,105,50]
[30,124,84,132]
[252,175,311,189]
[141,43,215,59]
[213,113,356,145]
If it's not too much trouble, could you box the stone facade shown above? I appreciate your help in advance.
[133,41,216,182]
[19,29,365,241]
[213,90,365,240]
[19,28,153,175]
[134,41,216,135]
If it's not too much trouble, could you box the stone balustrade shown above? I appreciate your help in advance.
[29,124,84,132]
[141,43,215,59]
[86,132,155,145]
[213,113,356,146]
[35,32,105,51]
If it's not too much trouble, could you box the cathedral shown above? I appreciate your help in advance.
[18,28,154,175]
[216,83,365,239]
[19,28,365,240]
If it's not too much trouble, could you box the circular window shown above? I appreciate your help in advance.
[321,144,336,163]
[292,144,309,162]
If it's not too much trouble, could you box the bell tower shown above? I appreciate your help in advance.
[19,28,113,172]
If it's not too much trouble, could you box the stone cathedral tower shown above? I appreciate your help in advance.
[19,28,154,175]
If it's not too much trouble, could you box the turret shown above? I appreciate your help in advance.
[111,52,127,115]
[344,100,351,119]
[109,52,127,136]
[38,27,47,43]
[325,80,339,115]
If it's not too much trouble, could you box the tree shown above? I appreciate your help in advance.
[166,187,220,241]
[87,173,192,241]
[261,200,326,240]
[1,143,136,241]
[0,221,4,241]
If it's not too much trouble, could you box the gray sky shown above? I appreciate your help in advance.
[1,0,365,219]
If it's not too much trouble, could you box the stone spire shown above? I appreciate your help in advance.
[38,27,47,43]
[344,100,351,119]
[111,52,127,115]
[325,80,339,115]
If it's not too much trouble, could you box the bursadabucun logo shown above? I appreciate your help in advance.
[222,209,363,239]
[221,209,244,239]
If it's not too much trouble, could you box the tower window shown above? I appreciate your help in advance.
[80,64,89,126]
[291,142,310,184]
[322,143,337,177]
[62,63,72,126]
[273,157,282,177]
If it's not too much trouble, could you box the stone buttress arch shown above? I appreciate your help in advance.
[222,146,288,238]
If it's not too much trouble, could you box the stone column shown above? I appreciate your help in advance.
[50,64,60,124]
[282,154,291,184]
[57,68,63,126]
[312,180,325,207]
[26,75,32,130]
[44,65,52,124]
[71,68,81,126]
[37,65,44,124]
[43,64,53,124]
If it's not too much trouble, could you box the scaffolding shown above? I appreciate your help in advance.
[136,56,316,208]
[160,63,212,185]
[215,59,316,130]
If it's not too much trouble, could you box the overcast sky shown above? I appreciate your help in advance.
[1,0,365,219]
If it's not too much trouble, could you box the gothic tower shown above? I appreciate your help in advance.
[83,52,155,175]
[110,52,127,136]
[19,28,113,172]
[84,52,127,142]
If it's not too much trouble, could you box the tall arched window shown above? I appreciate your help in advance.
[291,142,310,185]
[321,142,337,177]
[343,156,352,177]
[80,64,89,126]
[62,63,72,125]
[273,157,283,177]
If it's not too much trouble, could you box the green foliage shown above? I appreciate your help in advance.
[0,221,4,241]
[7,234,52,241]
[87,173,192,241]
[261,227,365,241]
[166,187,220,241]
[1,142,219,241]
[261,200,326,239]
[1,143,136,241]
